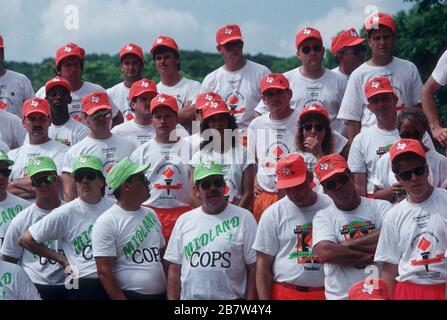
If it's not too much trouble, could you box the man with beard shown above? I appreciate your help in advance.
[164,161,257,300]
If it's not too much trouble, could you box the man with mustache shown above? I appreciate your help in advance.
[164,161,257,300]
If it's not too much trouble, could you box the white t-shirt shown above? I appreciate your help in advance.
[348,125,400,194]
[63,135,137,197]
[200,60,270,130]
[157,77,201,110]
[0,139,9,153]
[375,188,447,285]
[0,193,30,250]
[29,197,115,279]
[192,145,253,204]
[1,203,66,285]
[0,109,27,150]
[253,193,333,287]
[0,70,35,118]
[331,66,350,81]
[36,81,119,124]
[337,57,423,128]
[432,49,447,86]
[107,82,133,121]
[312,197,392,300]
[49,118,90,147]
[0,260,41,300]
[256,68,348,136]
[164,204,257,300]
[8,139,69,180]
[130,138,191,208]
[92,204,166,295]
[247,109,299,192]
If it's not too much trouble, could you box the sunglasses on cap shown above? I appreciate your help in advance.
[302,123,325,132]
[0,168,11,177]
[321,174,350,190]
[300,44,323,55]
[199,177,225,190]
[90,109,112,120]
[399,131,422,140]
[31,174,56,188]
[340,45,365,56]
[74,170,98,183]
[397,164,426,181]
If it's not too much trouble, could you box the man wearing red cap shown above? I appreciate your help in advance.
[7,99,68,199]
[62,92,137,201]
[338,13,423,146]
[331,28,366,80]
[374,138,447,300]
[256,27,348,137]
[312,154,391,299]
[107,43,144,122]
[0,35,35,118]
[130,93,192,242]
[35,43,123,126]
[151,36,201,134]
[201,24,270,131]
[254,153,332,300]
[247,73,299,221]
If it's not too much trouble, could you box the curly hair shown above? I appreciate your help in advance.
[295,113,334,154]
[397,107,429,132]
[200,113,238,150]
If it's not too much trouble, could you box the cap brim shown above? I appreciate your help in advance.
[85,105,112,116]
[150,44,179,54]
[277,175,307,189]
[344,38,367,48]
[194,172,224,183]
[45,83,71,95]
[150,104,178,114]
[261,85,288,94]
[132,163,150,176]
[367,90,395,100]
[319,167,347,183]
[24,110,49,117]
[219,36,243,45]
[131,89,157,100]
[203,109,230,120]
[29,168,57,178]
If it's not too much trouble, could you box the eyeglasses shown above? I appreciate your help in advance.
[322,174,350,190]
[0,168,11,177]
[90,110,111,120]
[31,174,56,188]
[399,131,422,140]
[301,44,323,55]
[341,45,365,56]
[74,170,98,183]
[199,178,225,190]
[397,165,426,181]
[302,124,325,132]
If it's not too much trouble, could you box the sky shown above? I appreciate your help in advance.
[0,0,414,63]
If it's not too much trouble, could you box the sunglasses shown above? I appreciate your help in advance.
[301,44,323,55]
[0,168,11,177]
[341,46,365,56]
[74,170,98,183]
[90,110,111,120]
[397,165,426,181]
[322,174,350,190]
[302,124,325,132]
[399,131,422,140]
[199,178,225,190]
[47,88,70,98]
[31,174,56,188]
[223,41,243,50]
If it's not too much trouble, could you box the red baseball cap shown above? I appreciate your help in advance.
[23,98,50,117]
[195,92,223,111]
[119,43,144,63]
[314,154,349,183]
[260,73,290,94]
[365,76,395,100]
[82,92,112,116]
[0,101,7,110]
[129,78,158,101]
[216,24,243,46]
[55,43,85,67]
[390,138,426,162]
[365,13,396,34]
[295,27,322,49]
[45,76,72,95]
[202,100,230,120]
[0,35,4,48]
[150,36,179,54]
[348,279,389,300]
[276,153,308,189]
[331,28,366,55]
[299,103,329,121]
[150,93,179,114]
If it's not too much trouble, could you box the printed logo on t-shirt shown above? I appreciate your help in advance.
[340,220,375,241]
[289,223,320,269]
[154,165,183,196]
[0,272,12,299]
[410,233,445,277]
[225,91,246,115]
[73,224,94,261]
[263,143,290,169]
[55,137,70,146]
[375,144,393,156]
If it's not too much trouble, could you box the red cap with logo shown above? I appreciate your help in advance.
[23,98,50,117]
[295,27,322,49]
[45,76,72,95]
[216,24,243,46]
[55,43,85,67]
[314,154,349,183]
[299,103,329,121]
[0,35,4,48]
[365,13,396,34]
[150,36,179,54]
[365,76,395,99]
[276,153,308,189]
[119,43,144,62]
[195,92,223,111]
[260,73,290,94]
[0,101,7,110]
[82,92,112,116]
[331,28,366,55]
[390,138,426,162]
[202,100,230,120]
[150,93,179,114]
[348,279,389,300]
[129,78,157,101]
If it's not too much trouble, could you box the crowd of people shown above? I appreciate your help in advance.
[0,11,447,300]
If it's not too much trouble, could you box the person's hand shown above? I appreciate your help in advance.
[390,183,405,196]
[431,127,447,150]
[304,136,324,158]
[254,182,264,197]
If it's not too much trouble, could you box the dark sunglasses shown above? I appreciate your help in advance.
[301,44,323,54]
[341,46,365,56]
[90,110,112,120]
[223,41,243,50]
[399,131,422,140]
[302,124,325,132]
[397,165,425,181]
[47,88,70,98]
[199,178,225,190]
[0,168,11,177]
[322,174,350,190]
[74,170,98,183]
[31,174,56,188]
